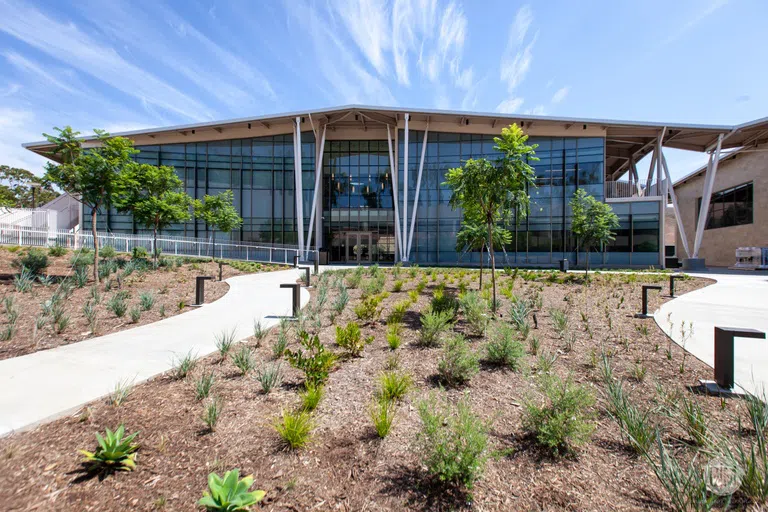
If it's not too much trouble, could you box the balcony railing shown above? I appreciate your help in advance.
[605,179,663,199]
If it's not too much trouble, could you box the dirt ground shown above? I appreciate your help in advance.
[0,266,757,511]
[0,245,285,360]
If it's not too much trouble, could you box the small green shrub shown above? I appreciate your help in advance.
[107,295,127,318]
[129,306,141,323]
[172,351,197,379]
[215,328,236,357]
[387,299,410,324]
[139,291,155,311]
[508,300,533,331]
[430,288,458,318]
[354,295,383,323]
[74,265,89,287]
[274,408,314,449]
[523,373,596,455]
[100,245,116,259]
[194,372,215,400]
[335,321,364,356]
[603,378,657,455]
[369,397,397,438]
[13,267,34,292]
[231,346,256,376]
[392,279,404,292]
[416,394,489,489]
[550,307,569,337]
[79,424,139,472]
[744,389,768,434]
[459,291,491,336]
[203,397,223,432]
[437,334,479,387]
[253,319,269,346]
[48,245,67,257]
[386,322,402,350]
[679,396,710,447]
[256,363,282,394]
[418,309,453,347]
[299,383,324,411]
[14,248,49,275]
[198,469,265,511]
[378,370,413,402]
[284,331,337,387]
[485,323,525,370]
[132,246,149,259]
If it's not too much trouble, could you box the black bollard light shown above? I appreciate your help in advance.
[300,266,311,287]
[219,261,223,281]
[194,276,214,306]
[712,327,765,390]
[669,275,683,298]
[314,255,319,275]
[293,254,299,268]
[635,285,662,318]
[279,283,301,317]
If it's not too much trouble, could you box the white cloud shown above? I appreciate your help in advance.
[500,36,536,92]
[510,4,533,45]
[497,98,524,113]
[332,0,390,76]
[660,0,729,47]
[0,0,214,122]
[0,83,22,97]
[4,52,80,96]
[0,108,50,175]
[551,86,570,104]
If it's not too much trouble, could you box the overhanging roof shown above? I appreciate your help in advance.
[23,104,750,179]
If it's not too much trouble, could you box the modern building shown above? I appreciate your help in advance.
[672,117,768,268]
[23,105,757,268]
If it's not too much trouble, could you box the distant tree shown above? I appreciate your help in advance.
[456,214,512,291]
[444,124,537,311]
[193,190,242,260]
[0,165,59,207]
[42,127,137,283]
[569,189,620,275]
[114,163,192,265]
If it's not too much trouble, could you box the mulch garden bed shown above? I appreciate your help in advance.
[1,265,760,511]
[0,245,285,360]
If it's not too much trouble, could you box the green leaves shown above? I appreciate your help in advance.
[79,424,139,472]
[198,469,265,511]
[193,190,243,235]
[569,189,620,270]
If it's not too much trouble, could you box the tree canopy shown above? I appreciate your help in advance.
[193,190,243,260]
[0,165,59,208]
[569,189,620,274]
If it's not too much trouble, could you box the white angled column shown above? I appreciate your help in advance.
[402,113,410,262]
[293,117,305,256]
[406,121,429,261]
[387,125,403,261]
[692,134,723,258]
[660,151,691,259]
[305,124,326,258]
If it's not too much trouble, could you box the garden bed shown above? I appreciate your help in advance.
[2,266,762,511]
[0,245,285,360]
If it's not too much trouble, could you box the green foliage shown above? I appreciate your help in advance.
[299,383,324,411]
[361,275,386,296]
[392,279,404,292]
[203,397,223,432]
[430,288,458,318]
[139,291,155,311]
[74,265,89,287]
[603,378,657,455]
[458,291,491,335]
[0,164,59,207]
[215,328,236,357]
[438,334,480,387]
[193,190,243,259]
[354,294,383,323]
[172,350,197,380]
[369,397,397,438]
[252,319,269,346]
[231,346,256,376]
[723,412,768,503]
[128,306,141,323]
[523,373,596,455]
[256,362,283,394]
[335,321,364,357]
[416,394,490,489]
[679,396,710,447]
[569,189,620,274]
[484,322,525,370]
[79,424,139,472]
[550,307,568,337]
[132,246,149,259]
[387,299,410,324]
[285,331,337,387]
[744,389,768,434]
[418,309,453,347]
[198,469,265,511]
[377,370,413,402]
[508,300,533,331]
[13,267,35,292]
[386,322,402,350]
[14,248,49,275]
[99,245,116,259]
[274,408,314,449]
[194,372,215,400]
[107,295,127,317]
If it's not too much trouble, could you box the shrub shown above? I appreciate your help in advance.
[79,424,139,472]
[744,389,768,434]
[346,268,364,289]
[14,248,49,275]
[387,299,410,324]
[459,291,491,336]
[48,245,67,257]
[332,286,349,316]
[13,267,34,292]
[418,309,453,347]
[54,311,71,333]
[485,323,525,370]
[378,370,412,402]
[199,469,265,511]
[231,346,256,376]
[194,372,215,400]
[335,321,364,356]
[109,379,133,407]
[679,396,710,447]
[550,308,569,338]
[132,246,149,259]
[300,383,324,411]
[603,378,657,455]
[203,397,223,432]
[70,251,94,267]
[386,323,402,350]
[416,394,489,489]
[107,295,127,318]
[172,351,197,379]
[369,397,397,438]
[100,245,116,259]
[74,265,89,287]
[129,306,141,323]
[437,334,479,387]
[723,413,768,503]
[430,288,458,318]
[274,408,314,449]
[523,373,596,455]
[285,331,337,387]
[253,319,269,346]
[361,276,386,296]
[354,295,383,323]
[215,328,236,357]
[139,291,155,311]
[256,363,282,394]
[508,300,533,330]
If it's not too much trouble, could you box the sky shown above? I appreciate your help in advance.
[0,0,765,182]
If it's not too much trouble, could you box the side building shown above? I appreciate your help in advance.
[24,105,740,268]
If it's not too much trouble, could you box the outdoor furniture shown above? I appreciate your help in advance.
[194,276,214,306]
[280,283,301,317]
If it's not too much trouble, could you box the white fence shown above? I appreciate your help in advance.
[0,208,56,230]
[0,224,315,265]
[605,179,663,199]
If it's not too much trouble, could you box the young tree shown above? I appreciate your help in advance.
[456,214,512,292]
[42,127,137,283]
[569,189,620,275]
[113,163,193,265]
[444,124,537,311]
[193,190,242,260]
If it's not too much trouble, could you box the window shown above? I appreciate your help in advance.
[697,182,753,230]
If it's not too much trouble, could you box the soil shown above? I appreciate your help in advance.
[0,266,756,511]
[0,246,286,360]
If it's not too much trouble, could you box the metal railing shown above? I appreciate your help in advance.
[605,179,663,199]
[0,223,316,265]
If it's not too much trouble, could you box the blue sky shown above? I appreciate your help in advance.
[0,0,764,181]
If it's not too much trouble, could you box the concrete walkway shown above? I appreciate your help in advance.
[655,271,768,395]
[0,268,309,437]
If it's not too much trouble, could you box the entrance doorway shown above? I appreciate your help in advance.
[346,232,372,263]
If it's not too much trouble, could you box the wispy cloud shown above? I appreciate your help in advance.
[0,0,214,122]
[4,52,80,96]
[497,5,537,113]
[332,0,391,76]
[0,107,49,172]
[551,86,570,104]
[659,0,729,47]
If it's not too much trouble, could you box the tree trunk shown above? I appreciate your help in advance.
[211,229,216,262]
[585,247,590,276]
[153,224,158,266]
[487,219,497,312]
[91,208,100,284]
[479,244,484,291]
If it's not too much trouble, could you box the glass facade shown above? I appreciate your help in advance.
[86,130,661,267]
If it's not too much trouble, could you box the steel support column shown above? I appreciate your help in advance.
[692,134,724,258]
[402,113,410,262]
[387,125,403,261]
[293,117,304,258]
[305,124,327,258]
[661,151,691,259]
[406,121,429,261]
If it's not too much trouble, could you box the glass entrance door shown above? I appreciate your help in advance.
[345,232,372,264]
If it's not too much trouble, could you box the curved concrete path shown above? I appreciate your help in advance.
[0,268,309,437]
[655,271,768,395]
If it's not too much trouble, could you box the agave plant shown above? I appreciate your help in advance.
[79,424,139,472]
[199,469,265,511]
